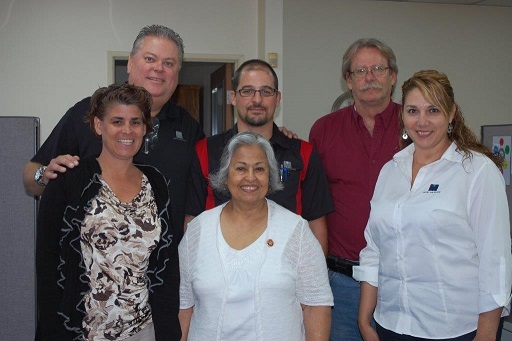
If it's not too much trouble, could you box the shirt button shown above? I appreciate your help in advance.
[371,160,376,164]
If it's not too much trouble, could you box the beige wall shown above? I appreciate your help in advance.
[1,0,511,143]
[283,0,512,139]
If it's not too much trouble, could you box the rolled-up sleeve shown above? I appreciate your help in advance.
[353,223,379,287]
[469,163,512,315]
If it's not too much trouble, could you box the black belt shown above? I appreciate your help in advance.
[326,255,359,277]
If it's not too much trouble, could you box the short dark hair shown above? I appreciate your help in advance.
[232,59,278,90]
[85,83,153,138]
[130,25,185,66]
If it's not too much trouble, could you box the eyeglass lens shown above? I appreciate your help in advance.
[239,88,276,97]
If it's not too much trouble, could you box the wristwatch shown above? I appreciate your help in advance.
[34,166,47,186]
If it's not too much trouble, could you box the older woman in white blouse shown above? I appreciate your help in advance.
[178,131,333,341]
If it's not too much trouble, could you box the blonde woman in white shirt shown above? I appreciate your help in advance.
[354,70,511,341]
[178,131,333,341]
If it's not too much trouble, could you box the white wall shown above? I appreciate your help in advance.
[282,0,512,139]
[2,0,511,143]
[264,0,284,127]
[0,0,258,141]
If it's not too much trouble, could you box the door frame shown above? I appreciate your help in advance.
[107,52,243,85]
[210,63,234,135]
[107,52,243,135]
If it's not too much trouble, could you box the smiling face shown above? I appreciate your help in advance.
[230,69,281,129]
[227,144,270,206]
[346,47,396,108]
[402,88,455,155]
[127,36,180,113]
[94,104,147,161]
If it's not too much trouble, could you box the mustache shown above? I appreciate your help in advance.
[360,82,383,91]
[248,105,267,110]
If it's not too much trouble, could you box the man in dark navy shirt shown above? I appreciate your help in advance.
[22,25,204,243]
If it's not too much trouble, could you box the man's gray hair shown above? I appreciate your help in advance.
[341,38,398,81]
[210,131,284,196]
[130,25,185,66]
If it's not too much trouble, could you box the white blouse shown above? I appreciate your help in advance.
[353,142,512,338]
[217,223,266,341]
[179,199,333,341]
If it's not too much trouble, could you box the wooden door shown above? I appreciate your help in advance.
[171,84,203,123]
[210,64,233,135]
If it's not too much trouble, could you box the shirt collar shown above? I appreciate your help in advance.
[232,123,291,150]
[394,141,462,164]
[155,99,180,121]
[351,101,400,129]
[269,123,292,149]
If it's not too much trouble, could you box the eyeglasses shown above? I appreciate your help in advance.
[349,66,389,79]
[142,117,159,154]
[236,87,277,97]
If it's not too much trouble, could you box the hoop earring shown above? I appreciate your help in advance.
[402,130,409,140]
[447,122,453,135]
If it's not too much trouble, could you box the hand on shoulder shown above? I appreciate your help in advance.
[45,154,81,182]
[278,126,299,139]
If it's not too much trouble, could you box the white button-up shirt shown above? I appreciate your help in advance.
[353,142,511,338]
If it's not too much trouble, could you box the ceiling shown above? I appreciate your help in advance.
[368,0,512,7]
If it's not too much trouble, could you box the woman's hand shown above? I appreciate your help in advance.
[178,307,194,341]
[473,307,503,341]
[358,282,379,341]
[359,322,379,341]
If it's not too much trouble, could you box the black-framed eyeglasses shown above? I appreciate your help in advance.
[349,66,389,79]
[142,117,160,154]
[235,87,277,97]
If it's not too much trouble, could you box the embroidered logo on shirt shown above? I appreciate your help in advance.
[174,131,185,141]
[428,184,439,191]
[424,184,440,193]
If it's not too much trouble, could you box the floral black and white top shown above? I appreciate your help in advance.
[80,176,161,340]
[36,158,180,340]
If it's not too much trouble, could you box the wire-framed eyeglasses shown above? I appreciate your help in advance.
[142,117,160,154]
[349,66,389,79]
[236,87,277,97]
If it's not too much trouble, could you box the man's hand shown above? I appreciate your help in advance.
[45,155,80,182]
[278,126,299,139]
[23,155,80,197]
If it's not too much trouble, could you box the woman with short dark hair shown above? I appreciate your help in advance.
[36,83,180,340]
